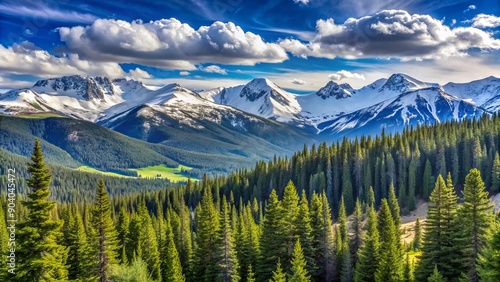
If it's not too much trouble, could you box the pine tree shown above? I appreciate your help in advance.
[422,159,434,200]
[294,190,314,274]
[90,178,119,282]
[216,196,240,282]
[309,193,335,281]
[460,168,494,282]
[15,139,68,281]
[258,189,287,281]
[413,218,422,250]
[416,174,464,281]
[282,181,300,271]
[478,224,500,281]
[427,265,445,282]
[354,200,379,282]
[247,265,256,282]
[117,207,130,264]
[194,186,221,281]
[351,199,363,266]
[403,254,414,282]
[67,207,93,280]
[375,199,403,282]
[289,240,311,282]
[162,216,185,282]
[407,158,417,211]
[270,260,287,282]
[491,152,500,193]
[387,183,401,237]
[137,200,161,280]
[342,154,354,214]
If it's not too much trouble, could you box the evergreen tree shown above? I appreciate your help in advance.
[427,265,445,282]
[162,217,185,282]
[342,154,355,214]
[375,199,403,282]
[90,178,119,282]
[351,199,363,266]
[416,174,463,281]
[478,224,500,281]
[289,240,311,282]
[194,186,220,281]
[407,158,417,211]
[259,189,287,281]
[216,196,240,282]
[423,159,434,200]
[309,193,335,281]
[413,218,422,250]
[270,260,287,282]
[491,152,500,193]
[403,254,414,282]
[67,208,93,280]
[460,168,494,282]
[282,181,300,271]
[15,139,68,281]
[294,190,315,274]
[117,207,130,264]
[354,199,379,282]
[247,265,256,282]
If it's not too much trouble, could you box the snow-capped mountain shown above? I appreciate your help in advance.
[0,75,152,120]
[204,78,302,123]
[318,87,486,137]
[0,73,498,140]
[443,76,500,112]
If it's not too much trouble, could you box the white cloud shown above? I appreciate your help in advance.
[472,14,500,28]
[464,5,476,12]
[293,0,310,5]
[0,42,126,78]
[127,67,151,79]
[328,70,365,81]
[199,65,227,75]
[292,78,307,85]
[0,3,97,23]
[58,18,288,69]
[280,10,500,61]
[451,19,457,26]
[179,71,190,76]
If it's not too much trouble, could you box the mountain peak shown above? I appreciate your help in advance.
[379,73,437,93]
[240,78,282,102]
[315,81,352,100]
[31,75,116,101]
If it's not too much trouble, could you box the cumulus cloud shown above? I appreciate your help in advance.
[292,78,307,85]
[199,65,227,75]
[179,71,190,76]
[280,10,500,61]
[58,18,288,70]
[127,67,151,79]
[0,42,126,78]
[472,14,500,28]
[328,70,365,81]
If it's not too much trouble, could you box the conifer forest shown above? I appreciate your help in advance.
[1,115,500,282]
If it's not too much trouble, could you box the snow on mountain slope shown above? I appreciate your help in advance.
[210,78,302,123]
[443,76,500,109]
[318,87,485,137]
[0,75,153,120]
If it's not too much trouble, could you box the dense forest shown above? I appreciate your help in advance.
[2,114,500,281]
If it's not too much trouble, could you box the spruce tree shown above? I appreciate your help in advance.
[294,190,314,274]
[282,181,300,271]
[194,186,221,281]
[67,207,93,280]
[460,168,494,282]
[478,224,500,281]
[376,199,403,282]
[270,260,287,282]
[289,240,311,282]
[354,199,379,282]
[247,265,256,282]
[351,199,363,266]
[15,139,68,281]
[162,216,185,282]
[413,218,422,250]
[416,174,463,281]
[427,265,445,282]
[216,196,240,282]
[90,178,119,282]
[491,152,500,193]
[423,159,434,200]
[258,189,287,281]
[309,193,335,281]
[117,207,130,264]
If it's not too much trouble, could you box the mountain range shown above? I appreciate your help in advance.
[0,73,498,174]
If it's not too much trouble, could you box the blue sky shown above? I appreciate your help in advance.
[0,0,499,92]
